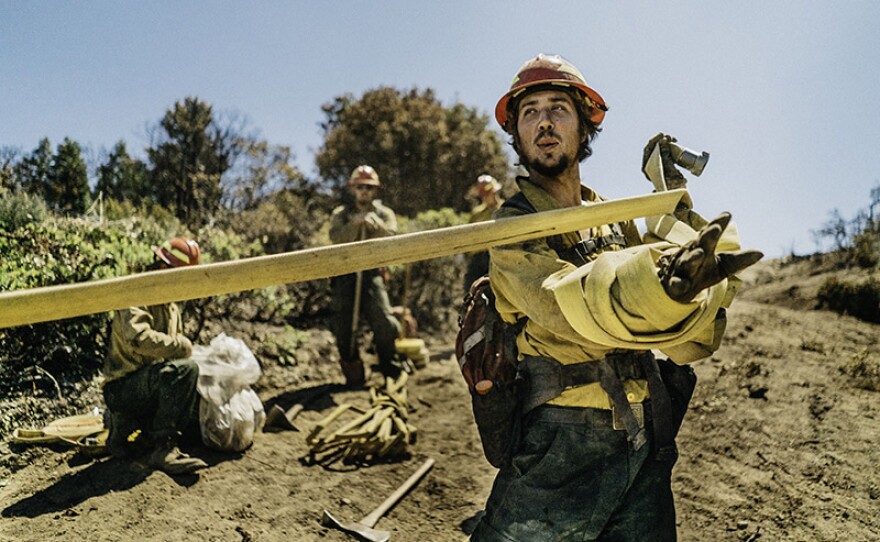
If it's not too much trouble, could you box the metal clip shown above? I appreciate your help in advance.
[612,403,645,431]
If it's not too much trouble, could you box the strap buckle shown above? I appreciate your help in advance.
[612,403,644,431]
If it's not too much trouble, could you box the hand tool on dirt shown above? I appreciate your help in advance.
[264,389,325,432]
[322,457,435,542]
[0,190,685,329]
[264,403,307,432]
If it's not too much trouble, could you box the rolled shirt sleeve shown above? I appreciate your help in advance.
[489,180,745,408]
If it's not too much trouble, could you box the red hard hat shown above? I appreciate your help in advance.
[495,53,607,132]
[348,165,381,187]
[151,237,201,267]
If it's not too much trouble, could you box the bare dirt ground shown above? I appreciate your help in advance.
[1,256,878,542]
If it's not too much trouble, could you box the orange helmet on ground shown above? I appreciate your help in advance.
[348,165,381,187]
[476,174,501,196]
[495,53,608,132]
[151,237,201,267]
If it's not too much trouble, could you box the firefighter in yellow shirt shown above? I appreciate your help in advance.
[328,165,404,386]
[102,237,207,476]
[470,54,762,542]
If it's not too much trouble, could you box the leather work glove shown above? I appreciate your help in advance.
[642,132,686,189]
[363,212,382,232]
[658,212,764,303]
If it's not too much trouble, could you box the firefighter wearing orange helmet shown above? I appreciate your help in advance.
[469,54,762,541]
[102,237,208,475]
[328,165,405,386]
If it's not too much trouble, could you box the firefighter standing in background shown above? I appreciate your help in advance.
[329,165,404,387]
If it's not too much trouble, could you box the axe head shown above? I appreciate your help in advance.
[263,404,300,432]
[322,509,390,542]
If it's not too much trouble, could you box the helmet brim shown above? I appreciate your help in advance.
[495,81,606,131]
[348,179,382,188]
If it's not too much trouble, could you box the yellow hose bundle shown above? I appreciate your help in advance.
[306,373,416,465]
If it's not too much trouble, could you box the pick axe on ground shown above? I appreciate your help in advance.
[264,402,307,432]
[322,457,435,542]
[264,389,325,432]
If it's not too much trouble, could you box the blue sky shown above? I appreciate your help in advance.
[2,1,878,258]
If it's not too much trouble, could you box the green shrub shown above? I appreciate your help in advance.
[183,223,312,335]
[0,217,166,386]
[102,197,179,229]
[0,191,49,231]
[817,277,880,323]
[388,208,470,333]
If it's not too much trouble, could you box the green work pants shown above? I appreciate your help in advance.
[103,358,201,441]
[331,271,401,367]
[471,404,677,542]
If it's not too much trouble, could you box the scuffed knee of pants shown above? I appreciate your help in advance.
[159,358,199,386]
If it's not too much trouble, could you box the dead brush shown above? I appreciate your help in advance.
[839,349,880,392]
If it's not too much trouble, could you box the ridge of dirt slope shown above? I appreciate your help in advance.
[1,258,878,541]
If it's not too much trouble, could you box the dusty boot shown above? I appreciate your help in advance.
[339,358,366,388]
[148,437,207,475]
[104,410,139,459]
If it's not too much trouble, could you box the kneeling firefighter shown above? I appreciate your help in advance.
[102,237,208,475]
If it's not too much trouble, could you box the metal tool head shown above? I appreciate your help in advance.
[322,509,390,542]
[668,141,710,177]
[263,404,301,432]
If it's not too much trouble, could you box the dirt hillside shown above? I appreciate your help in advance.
[1,257,878,542]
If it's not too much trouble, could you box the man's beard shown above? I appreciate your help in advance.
[522,152,571,178]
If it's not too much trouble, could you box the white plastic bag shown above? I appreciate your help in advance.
[191,333,265,452]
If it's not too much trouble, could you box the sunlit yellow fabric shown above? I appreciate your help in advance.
[329,200,397,244]
[103,303,191,385]
[489,178,741,409]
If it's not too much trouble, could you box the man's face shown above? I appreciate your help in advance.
[515,89,584,178]
[351,183,378,205]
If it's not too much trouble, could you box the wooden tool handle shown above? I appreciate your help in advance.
[361,457,436,528]
[0,190,684,329]
[285,403,304,420]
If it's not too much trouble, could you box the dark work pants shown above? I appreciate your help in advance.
[103,359,201,442]
[331,271,401,366]
[471,405,677,542]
